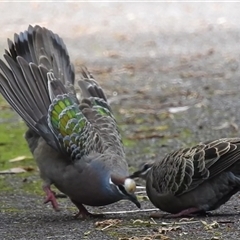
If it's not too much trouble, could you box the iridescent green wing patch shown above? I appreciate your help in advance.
[92,98,114,118]
[48,94,90,159]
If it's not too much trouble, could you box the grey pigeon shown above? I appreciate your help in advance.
[130,138,240,218]
[0,25,140,218]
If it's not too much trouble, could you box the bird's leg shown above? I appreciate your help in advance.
[71,200,104,219]
[166,208,206,218]
[151,207,204,218]
[43,185,60,211]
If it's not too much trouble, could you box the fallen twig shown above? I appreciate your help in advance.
[102,208,158,215]
[136,191,147,194]
[101,223,114,231]
[160,220,200,226]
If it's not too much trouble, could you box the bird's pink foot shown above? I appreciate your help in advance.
[43,186,60,211]
[72,200,103,219]
[151,207,203,219]
[166,207,204,218]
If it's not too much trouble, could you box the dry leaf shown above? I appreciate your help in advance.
[212,122,229,130]
[201,220,219,230]
[9,156,32,162]
[132,219,146,224]
[132,219,156,225]
[0,167,27,174]
[0,104,11,110]
[95,219,122,231]
[95,219,122,227]
[22,166,35,172]
[159,226,182,234]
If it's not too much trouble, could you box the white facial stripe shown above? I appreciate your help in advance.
[109,177,114,185]
[109,177,127,195]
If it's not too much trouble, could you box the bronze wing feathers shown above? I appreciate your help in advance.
[151,138,240,196]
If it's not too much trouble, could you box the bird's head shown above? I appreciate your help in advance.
[109,174,141,208]
[84,154,141,208]
[129,161,155,180]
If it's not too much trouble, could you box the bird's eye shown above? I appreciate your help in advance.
[141,161,154,172]
[143,163,150,170]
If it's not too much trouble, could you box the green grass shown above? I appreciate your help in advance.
[0,122,30,160]
[0,96,32,165]
[0,97,40,195]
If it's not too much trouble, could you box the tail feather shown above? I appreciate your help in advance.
[16,32,32,62]
[47,72,68,102]
[5,25,75,89]
[0,55,50,128]
[0,61,39,133]
[34,26,75,88]
[79,67,108,103]
[17,57,49,115]
[29,63,50,110]
[0,25,76,150]
[4,55,44,114]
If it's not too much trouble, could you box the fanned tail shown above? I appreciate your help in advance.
[0,25,76,150]
[5,25,75,91]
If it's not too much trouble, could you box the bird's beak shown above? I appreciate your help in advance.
[128,193,141,208]
[128,170,142,179]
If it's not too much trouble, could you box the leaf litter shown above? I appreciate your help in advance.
[8,155,32,162]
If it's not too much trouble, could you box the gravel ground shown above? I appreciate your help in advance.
[1,2,240,240]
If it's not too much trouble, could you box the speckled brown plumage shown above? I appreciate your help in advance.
[130,138,240,217]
